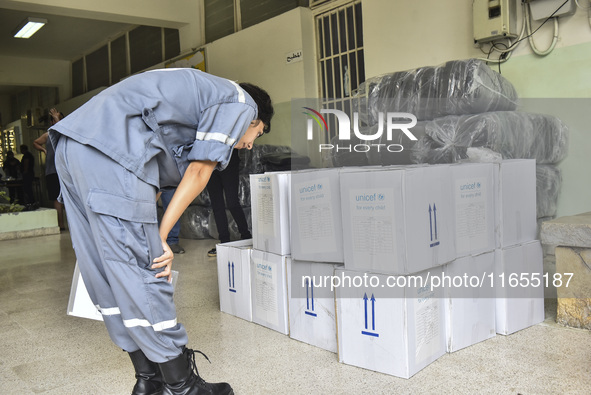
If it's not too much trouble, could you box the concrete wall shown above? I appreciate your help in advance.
[206,7,318,160]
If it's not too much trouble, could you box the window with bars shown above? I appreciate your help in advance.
[316,0,365,141]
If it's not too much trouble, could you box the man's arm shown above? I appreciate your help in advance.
[151,159,218,280]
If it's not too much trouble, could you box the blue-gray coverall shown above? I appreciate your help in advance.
[49,69,257,363]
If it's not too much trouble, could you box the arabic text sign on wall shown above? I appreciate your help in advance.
[285,50,303,65]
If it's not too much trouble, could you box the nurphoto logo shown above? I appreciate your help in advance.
[303,107,418,153]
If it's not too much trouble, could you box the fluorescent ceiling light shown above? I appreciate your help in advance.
[13,17,47,39]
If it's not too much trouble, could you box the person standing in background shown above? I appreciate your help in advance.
[206,149,256,257]
[19,144,35,206]
[34,108,66,230]
[3,150,21,203]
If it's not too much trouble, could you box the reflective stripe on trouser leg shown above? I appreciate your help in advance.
[55,137,188,363]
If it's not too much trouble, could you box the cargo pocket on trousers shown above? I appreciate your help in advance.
[86,189,163,279]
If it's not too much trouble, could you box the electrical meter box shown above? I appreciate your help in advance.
[473,0,519,43]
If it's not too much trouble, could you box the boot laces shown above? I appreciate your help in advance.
[186,348,211,387]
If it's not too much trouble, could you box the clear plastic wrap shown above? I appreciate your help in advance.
[193,189,211,207]
[361,124,428,166]
[179,205,212,239]
[411,111,569,164]
[238,173,251,208]
[238,144,293,174]
[353,58,518,123]
[536,165,562,219]
[329,133,370,167]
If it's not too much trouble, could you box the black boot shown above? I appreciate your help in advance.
[158,348,234,395]
[128,349,164,395]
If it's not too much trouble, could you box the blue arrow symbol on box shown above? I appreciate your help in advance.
[231,262,235,289]
[429,204,433,241]
[228,261,236,293]
[305,277,317,317]
[361,293,379,337]
[371,294,376,331]
[433,203,438,240]
[363,293,368,329]
[306,279,310,310]
[311,280,315,311]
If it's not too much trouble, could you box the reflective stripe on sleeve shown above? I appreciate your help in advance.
[195,131,236,146]
[229,80,246,103]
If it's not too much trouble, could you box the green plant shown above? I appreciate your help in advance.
[0,190,24,213]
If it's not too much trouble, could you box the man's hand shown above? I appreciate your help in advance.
[152,240,174,283]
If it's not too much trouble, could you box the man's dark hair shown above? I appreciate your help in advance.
[239,83,274,134]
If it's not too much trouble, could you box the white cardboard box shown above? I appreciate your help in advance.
[288,260,343,352]
[290,168,344,263]
[494,160,537,248]
[340,164,456,274]
[495,240,545,335]
[67,261,179,321]
[451,163,495,258]
[250,172,291,255]
[335,267,446,379]
[216,239,253,322]
[250,249,291,335]
[444,252,496,353]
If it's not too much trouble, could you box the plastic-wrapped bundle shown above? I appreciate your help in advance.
[537,165,562,219]
[179,205,212,239]
[411,111,568,164]
[359,124,428,166]
[239,144,293,174]
[329,133,369,167]
[354,59,518,124]
[208,207,252,241]
[192,189,211,207]
[238,173,251,208]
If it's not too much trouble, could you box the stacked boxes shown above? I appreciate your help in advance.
[289,168,345,351]
[492,160,543,335]
[443,163,497,352]
[248,172,292,335]
[336,164,453,377]
[217,159,543,378]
